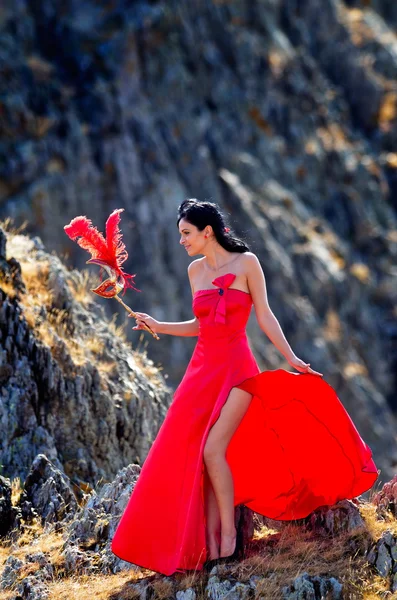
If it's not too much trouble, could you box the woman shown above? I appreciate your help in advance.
[110,199,379,576]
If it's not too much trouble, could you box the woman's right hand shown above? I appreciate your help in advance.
[129,311,161,334]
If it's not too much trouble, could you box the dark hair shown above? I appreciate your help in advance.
[177,199,250,253]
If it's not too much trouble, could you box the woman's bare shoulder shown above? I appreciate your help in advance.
[187,257,205,274]
[241,251,259,265]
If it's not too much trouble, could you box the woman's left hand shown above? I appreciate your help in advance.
[287,355,323,377]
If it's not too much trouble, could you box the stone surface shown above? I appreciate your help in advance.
[16,454,78,529]
[0,475,15,536]
[62,463,141,574]
[282,571,343,600]
[373,475,397,518]
[301,499,366,536]
[366,528,397,591]
[0,228,171,489]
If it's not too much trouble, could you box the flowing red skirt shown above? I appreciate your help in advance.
[111,367,379,575]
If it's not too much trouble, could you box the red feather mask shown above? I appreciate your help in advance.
[64,208,139,297]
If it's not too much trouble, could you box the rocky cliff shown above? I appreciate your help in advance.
[0,226,171,489]
[0,0,396,482]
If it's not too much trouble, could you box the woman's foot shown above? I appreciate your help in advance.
[220,528,236,558]
[206,533,220,561]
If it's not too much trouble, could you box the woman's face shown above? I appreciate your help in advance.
[178,218,208,256]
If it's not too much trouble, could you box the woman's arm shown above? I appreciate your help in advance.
[156,318,199,336]
[245,253,323,376]
[245,253,296,360]
[131,263,200,337]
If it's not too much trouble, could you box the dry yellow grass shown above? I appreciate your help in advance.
[350,263,371,284]
[67,269,98,307]
[323,309,342,342]
[0,217,28,237]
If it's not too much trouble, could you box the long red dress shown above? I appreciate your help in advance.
[110,273,379,575]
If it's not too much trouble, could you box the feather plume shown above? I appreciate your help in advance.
[64,209,139,295]
[64,216,108,259]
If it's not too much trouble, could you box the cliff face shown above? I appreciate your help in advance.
[0,0,396,480]
[0,226,171,488]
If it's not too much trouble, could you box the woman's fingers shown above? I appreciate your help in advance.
[308,366,323,377]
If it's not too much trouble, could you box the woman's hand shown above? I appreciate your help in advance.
[287,355,323,377]
[129,312,161,334]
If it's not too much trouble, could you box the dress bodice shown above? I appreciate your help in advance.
[192,273,252,339]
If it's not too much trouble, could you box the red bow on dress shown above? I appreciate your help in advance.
[212,273,236,324]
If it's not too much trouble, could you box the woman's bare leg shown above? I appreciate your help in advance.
[203,386,252,558]
[203,465,221,559]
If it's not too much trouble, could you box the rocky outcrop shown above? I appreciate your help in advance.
[0,227,171,488]
[373,474,397,518]
[1,552,53,600]
[281,572,343,600]
[16,454,78,530]
[300,498,366,536]
[2,461,397,598]
[367,530,397,594]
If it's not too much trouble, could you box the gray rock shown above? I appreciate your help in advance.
[17,454,78,528]
[366,528,397,593]
[62,545,94,575]
[0,475,14,536]
[282,571,343,600]
[376,542,393,577]
[0,555,23,590]
[302,499,365,536]
[16,574,49,600]
[63,463,141,573]
[176,589,196,600]
[0,228,172,491]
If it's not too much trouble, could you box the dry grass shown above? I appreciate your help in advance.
[132,336,166,388]
[67,269,98,307]
[0,523,149,600]
[107,312,128,343]
[323,309,342,342]
[0,217,29,237]
[350,263,371,284]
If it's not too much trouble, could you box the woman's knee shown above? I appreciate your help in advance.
[203,439,222,465]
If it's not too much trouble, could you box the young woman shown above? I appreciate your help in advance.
[111,199,379,576]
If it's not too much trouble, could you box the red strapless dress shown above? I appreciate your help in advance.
[111,273,379,575]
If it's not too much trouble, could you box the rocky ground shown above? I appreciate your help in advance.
[1,455,397,599]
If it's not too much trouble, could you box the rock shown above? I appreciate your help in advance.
[24,552,54,580]
[282,571,343,600]
[0,475,15,536]
[0,0,396,518]
[16,454,78,529]
[62,463,140,573]
[16,574,49,600]
[234,505,254,559]
[0,227,172,490]
[366,529,397,588]
[0,555,23,590]
[301,499,365,536]
[206,572,251,600]
[62,545,94,575]
[1,551,54,599]
[176,589,196,600]
[373,475,397,518]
